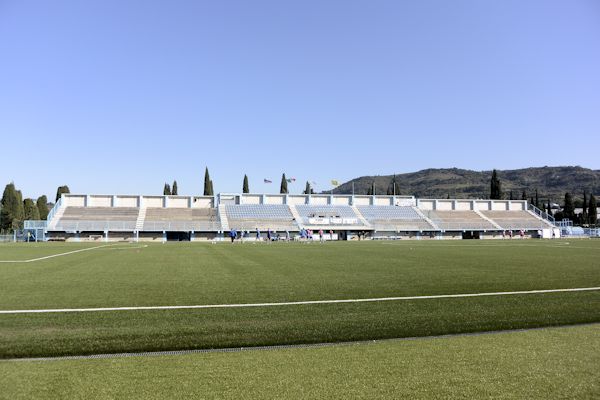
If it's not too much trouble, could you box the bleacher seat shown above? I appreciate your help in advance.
[358,206,433,231]
[54,207,138,231]
[424,210,496,231]
[143,208,220,231]
[481,210,552,230]
[225,205,298,231]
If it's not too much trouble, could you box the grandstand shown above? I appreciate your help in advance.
[40,193,557,241]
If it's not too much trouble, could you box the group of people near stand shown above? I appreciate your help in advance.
[228,227,334,243]
[502,229,525,239]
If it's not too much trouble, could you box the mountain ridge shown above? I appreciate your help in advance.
[332,166,600,202]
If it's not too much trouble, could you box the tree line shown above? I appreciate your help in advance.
[160,169,315,196]
[1,183,69,233]
[490,169,597,225]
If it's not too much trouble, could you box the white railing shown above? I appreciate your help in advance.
[0,234,16,242]
[24,220,48,229]
[528,204,555,225]
[142,221,221,231]
[46,197,63,224]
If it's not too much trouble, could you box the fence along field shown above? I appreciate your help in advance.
[0,240,599,358]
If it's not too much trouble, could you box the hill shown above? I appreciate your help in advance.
[333,166,600,203]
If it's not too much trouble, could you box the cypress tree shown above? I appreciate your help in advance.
[209,180,214,196]
[589,194,597,225]
[582,191,588,225]
[36,195,49,220]
[163,183,171,195]
[369,182,376,196]
[172,181,178,195]
[14,190,24,229]
[509,191,514,200]
[563,192,575,220]
[204,168,212,195]
[303,181,313,194]
[243,175,249,193]
[280,174,288,194]
[387,176,400,196]
[23,198,40,220]
[1,183,19,231]
[522,191,527,201]
[490,170,501,199]
[547,201,552,216]
[535,189,539,208]
[55,185,70,202]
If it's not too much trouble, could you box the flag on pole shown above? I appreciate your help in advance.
[331,180,339,186]
[264,179,272,184]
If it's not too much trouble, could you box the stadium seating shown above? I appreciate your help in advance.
[45,195,558,239]
[481,210,552,230]
[143,208,220,231]
[424,210,497,231]
[357,206,433,231]
[225,204,299,231]
[54,207,139,231]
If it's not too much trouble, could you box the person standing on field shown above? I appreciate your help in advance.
[319,229,324,243]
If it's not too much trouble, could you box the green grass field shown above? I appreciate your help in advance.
[3,324,599,399]
[1,240,599,359]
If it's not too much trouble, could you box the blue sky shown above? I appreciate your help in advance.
[1,0,599,199]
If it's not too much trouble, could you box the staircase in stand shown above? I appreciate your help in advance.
[47,207,65,230]
[135,207,147,231]
[351,206,372,228]
[475,210,502,230]
[413,207,440,230]
[288,204,303,229]
[218,205,230,232]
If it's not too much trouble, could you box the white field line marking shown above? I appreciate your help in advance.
[100,245,148,250]
[1,287,599,315]
[0,245,113,263]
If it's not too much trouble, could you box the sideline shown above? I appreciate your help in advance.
[0,244,114,263]
[1,286,599,314]
[3,322,598,362]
